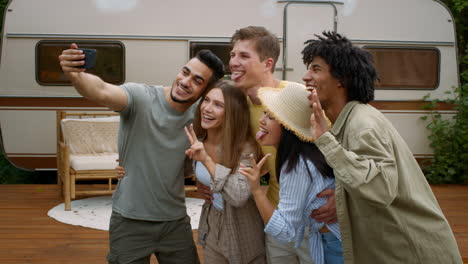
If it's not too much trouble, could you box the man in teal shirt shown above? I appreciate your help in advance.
[59,45,224,264]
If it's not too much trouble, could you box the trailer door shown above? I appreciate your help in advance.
[283,2,338,82]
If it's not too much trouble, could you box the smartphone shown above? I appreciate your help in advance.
[77,48,97,69]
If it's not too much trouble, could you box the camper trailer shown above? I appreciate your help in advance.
[0,0,459,170]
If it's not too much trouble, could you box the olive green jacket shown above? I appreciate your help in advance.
[315,101,462,264]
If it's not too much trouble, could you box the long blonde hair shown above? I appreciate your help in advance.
[193,80,260,171]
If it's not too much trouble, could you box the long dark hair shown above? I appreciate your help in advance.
[276,127,333,182]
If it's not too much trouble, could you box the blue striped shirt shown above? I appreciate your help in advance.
[264,157,341,264]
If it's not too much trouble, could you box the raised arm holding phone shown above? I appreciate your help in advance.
[59,43,224,264]
[59,43,127,111]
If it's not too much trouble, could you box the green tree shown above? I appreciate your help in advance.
[421,65,468,183]
[421,0,468,184]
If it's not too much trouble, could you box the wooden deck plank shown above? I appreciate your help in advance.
[0,184,466,263]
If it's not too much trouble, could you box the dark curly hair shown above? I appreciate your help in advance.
[302,31,378,104]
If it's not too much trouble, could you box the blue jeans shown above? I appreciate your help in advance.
[321,232,344,264]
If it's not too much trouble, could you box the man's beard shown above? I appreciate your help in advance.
[170,84,195,104]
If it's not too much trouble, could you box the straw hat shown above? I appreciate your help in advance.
[258,81,314,142]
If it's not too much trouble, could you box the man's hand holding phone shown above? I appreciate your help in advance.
[77,48,96,69]
[58,43,96,76]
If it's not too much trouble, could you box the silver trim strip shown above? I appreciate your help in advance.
[6,33,284,41]
[6,33,231,41]
[6,34,453,46]
[352,39,455,46]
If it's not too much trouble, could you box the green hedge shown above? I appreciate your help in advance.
[421,62,468,184]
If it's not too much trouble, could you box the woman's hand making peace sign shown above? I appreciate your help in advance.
[184,123,217,179]
[184,124,210,164]
[239,153,271,196]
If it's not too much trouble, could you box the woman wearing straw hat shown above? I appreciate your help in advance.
[240,81,344,264]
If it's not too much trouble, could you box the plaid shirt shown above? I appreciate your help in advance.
[195,144,266,264]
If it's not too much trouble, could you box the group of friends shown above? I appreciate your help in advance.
[58,26,463,264]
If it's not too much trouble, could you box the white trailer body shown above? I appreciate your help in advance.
[0,0,459,170]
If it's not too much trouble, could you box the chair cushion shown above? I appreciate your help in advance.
[70,153,119,171]
[61,116,119,154]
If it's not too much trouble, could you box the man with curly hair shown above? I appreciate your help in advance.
[303,31,462,264]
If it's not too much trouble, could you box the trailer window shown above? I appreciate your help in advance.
[36,41,125,86]
[364,47,439,90]
[190,42,232,75]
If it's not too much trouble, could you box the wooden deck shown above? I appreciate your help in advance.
[0,184,466,263]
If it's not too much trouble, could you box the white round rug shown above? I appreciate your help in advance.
[47,196,204,231]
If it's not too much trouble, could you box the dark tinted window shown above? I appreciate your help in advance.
[190,42,232,75]
[36,41,125,85]
[365,47,439,89]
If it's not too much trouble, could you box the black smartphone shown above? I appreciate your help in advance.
[77,48,97,69]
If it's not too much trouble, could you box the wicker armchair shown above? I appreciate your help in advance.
[56,111,119,210]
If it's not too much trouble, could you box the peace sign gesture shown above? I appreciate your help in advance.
[239,153,271,195]
[184,124,209,164]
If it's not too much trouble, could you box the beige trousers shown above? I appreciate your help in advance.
[265,233,313,264]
